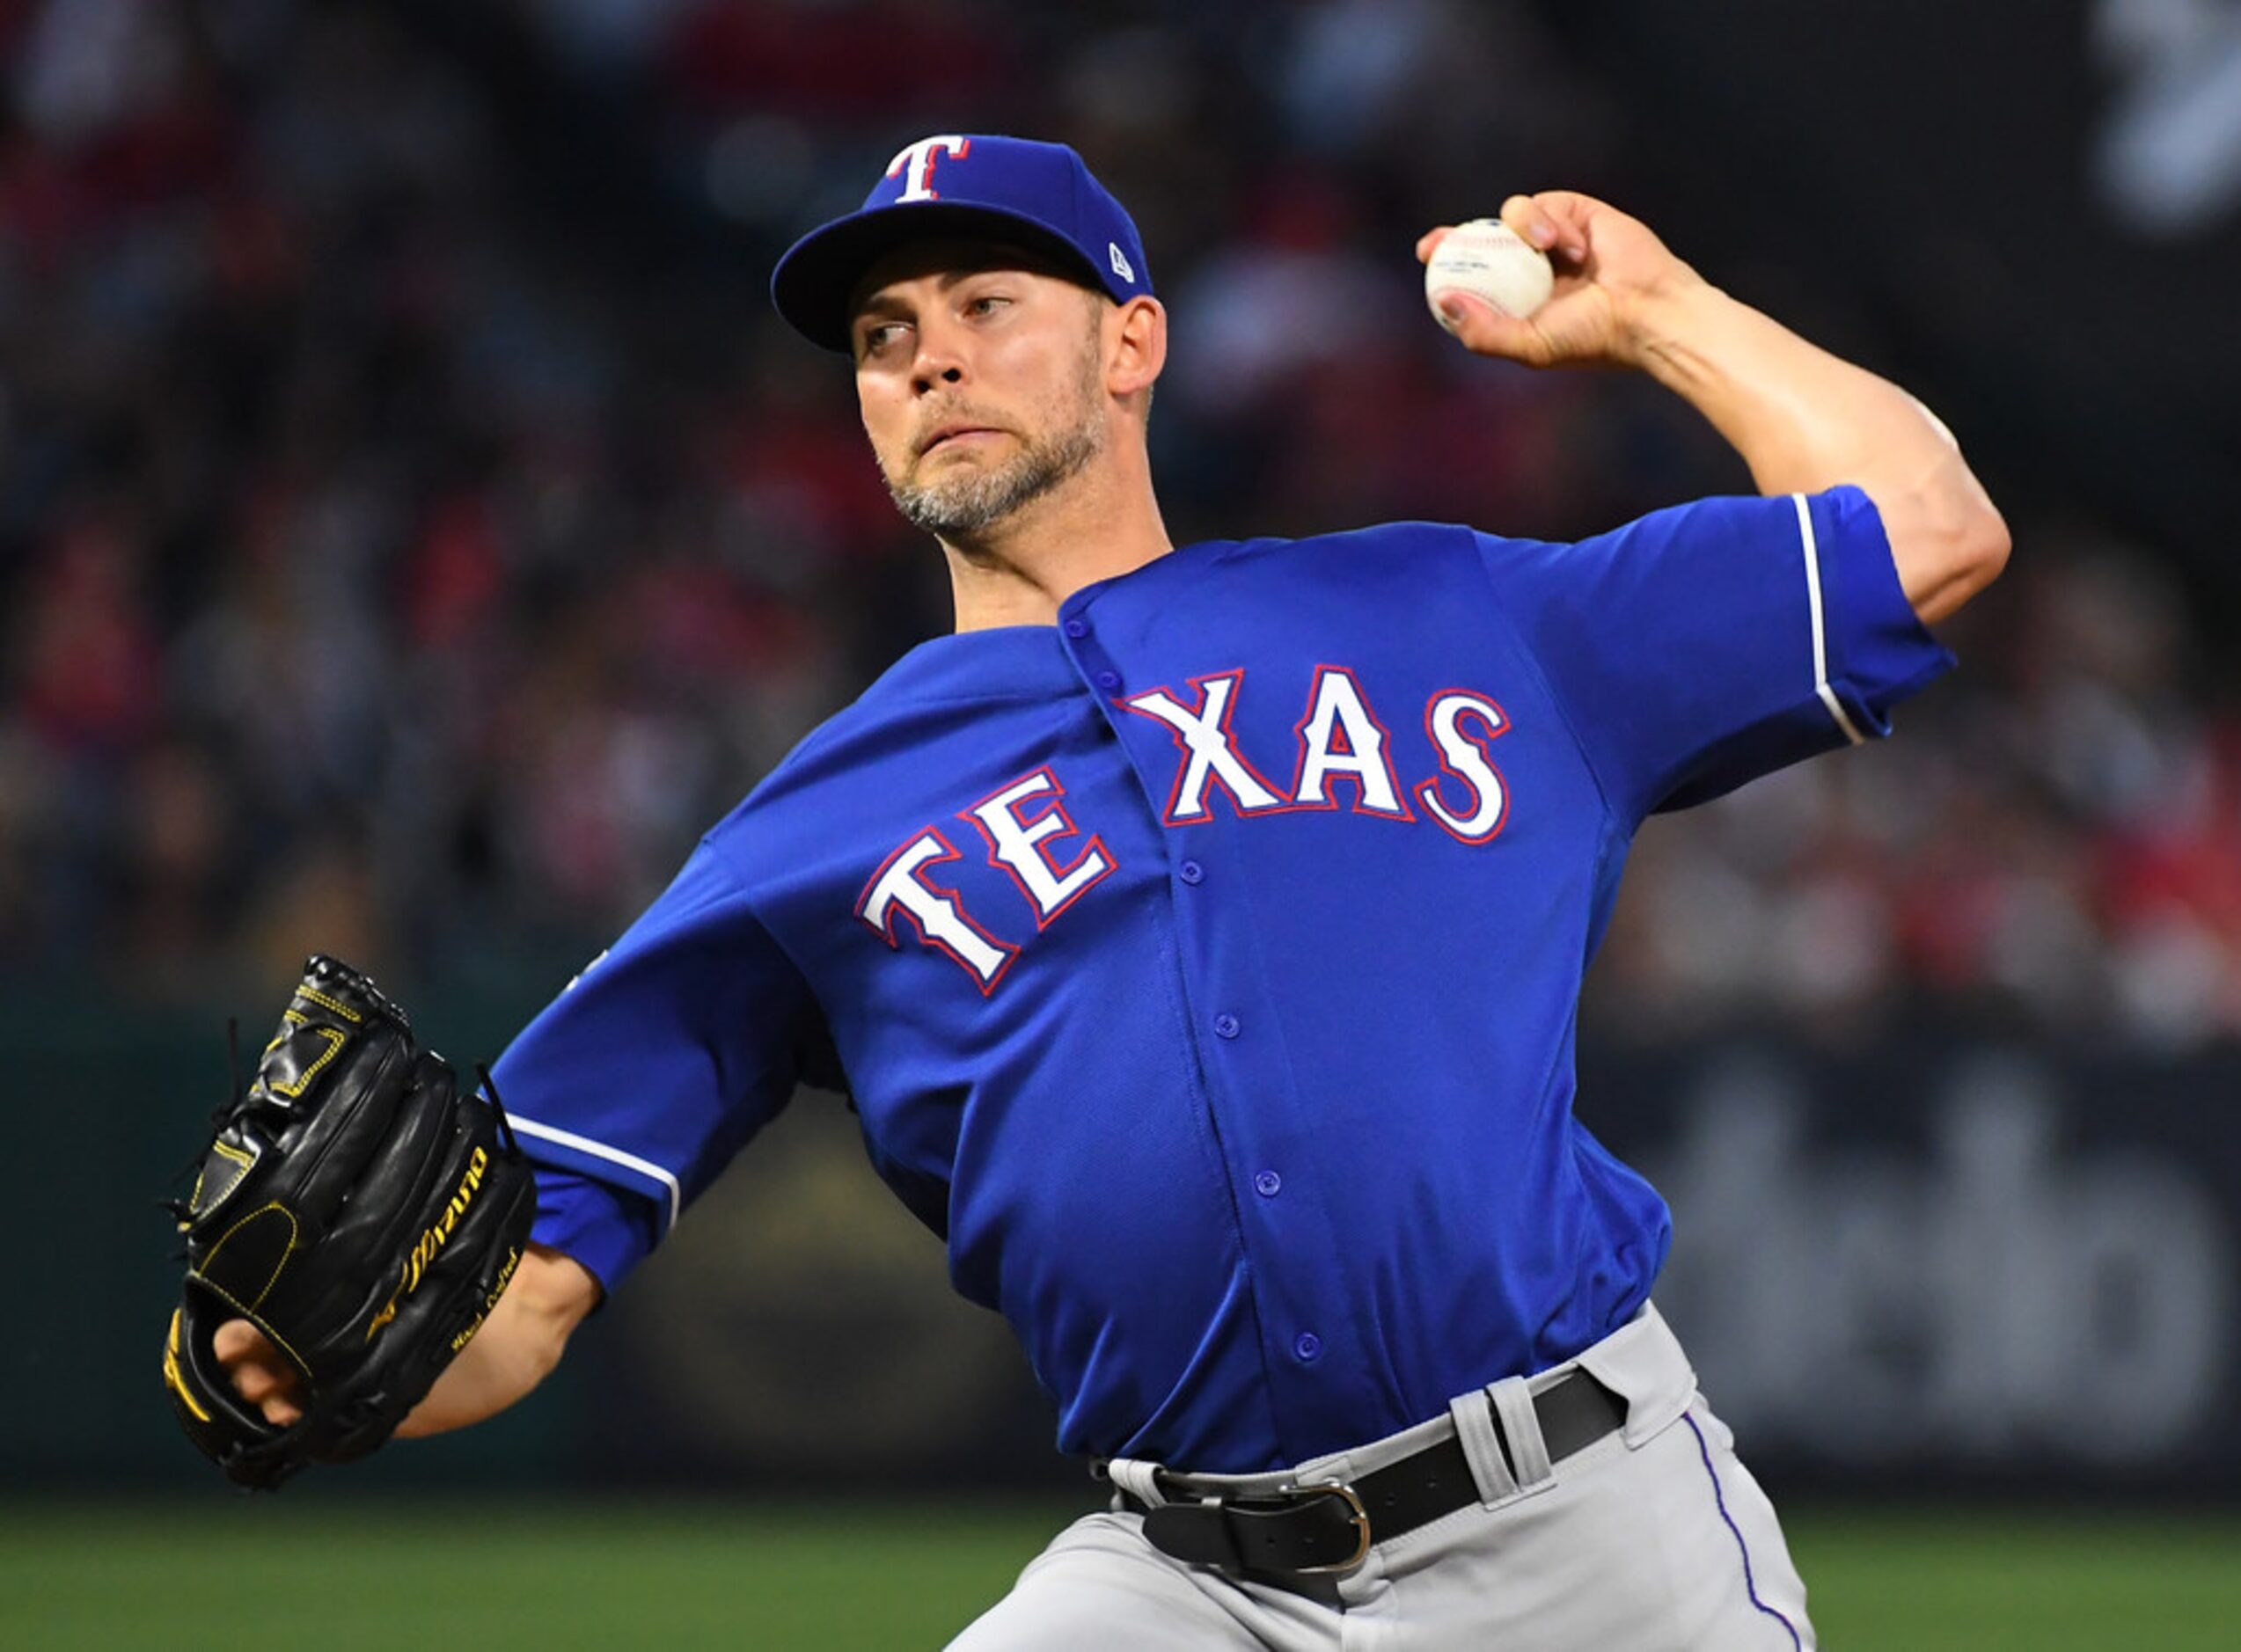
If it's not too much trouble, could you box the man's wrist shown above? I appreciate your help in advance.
[1618,271,1730,383]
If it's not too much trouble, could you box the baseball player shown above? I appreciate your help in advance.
[216,135,2007,1647]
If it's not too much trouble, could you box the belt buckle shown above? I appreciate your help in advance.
[1278,1478,1372,1575]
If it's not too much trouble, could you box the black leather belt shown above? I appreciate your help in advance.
[1108,1369,1626,1575]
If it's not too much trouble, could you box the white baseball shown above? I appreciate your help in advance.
[1424,218,1553,328]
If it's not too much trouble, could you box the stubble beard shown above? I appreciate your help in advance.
[882,356,1107,544]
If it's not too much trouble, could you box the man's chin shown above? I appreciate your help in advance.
[908,461,983,496]
[904,462,1022,510]
[912,443,1008,489]
[891,479,1020,540]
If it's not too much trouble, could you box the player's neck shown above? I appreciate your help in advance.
[941,457,1172,632]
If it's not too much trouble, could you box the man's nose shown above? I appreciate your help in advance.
[910,318,968,394]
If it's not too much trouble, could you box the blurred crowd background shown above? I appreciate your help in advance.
[4,0,2240,1048]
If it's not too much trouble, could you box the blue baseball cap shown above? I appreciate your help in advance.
[771,135,1153,353]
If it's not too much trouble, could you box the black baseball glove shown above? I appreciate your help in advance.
[161,954,536,1489]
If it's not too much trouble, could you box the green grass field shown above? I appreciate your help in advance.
[4,1502,2237,1648]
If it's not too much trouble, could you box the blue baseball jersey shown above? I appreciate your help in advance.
[493,486,1951,1474]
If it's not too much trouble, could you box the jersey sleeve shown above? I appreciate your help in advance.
[528,1166,659,1297]
[1476,486,1954,823]
[490,837,823,1292]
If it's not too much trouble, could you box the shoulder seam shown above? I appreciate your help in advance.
[693,831,824,990]
[1460,523,1621,829]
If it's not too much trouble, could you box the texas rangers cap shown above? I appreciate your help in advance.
[771,135,1153,353]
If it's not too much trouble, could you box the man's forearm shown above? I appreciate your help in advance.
[396,1244,602,1437]
[1628,279,2009,625]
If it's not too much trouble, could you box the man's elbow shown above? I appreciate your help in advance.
[1902,487,2010,629]
[1946,498,2010,610]
[1975,505,2012,586]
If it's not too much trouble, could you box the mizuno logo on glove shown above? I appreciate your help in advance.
[367,1144,492,1341]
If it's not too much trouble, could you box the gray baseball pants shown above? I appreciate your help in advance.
[948,1305,1813,1650]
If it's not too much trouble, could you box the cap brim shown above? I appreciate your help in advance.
[771,201,1110,353]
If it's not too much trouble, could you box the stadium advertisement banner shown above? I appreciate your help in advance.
[1600,1038,2241,1494]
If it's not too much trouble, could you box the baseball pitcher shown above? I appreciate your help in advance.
[180,135,2007,1648]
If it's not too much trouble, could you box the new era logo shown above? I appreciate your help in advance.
[1109,242,1135,283]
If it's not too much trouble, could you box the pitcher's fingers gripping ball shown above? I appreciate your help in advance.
[1423,216,1554,327]
[160,954,535,1489]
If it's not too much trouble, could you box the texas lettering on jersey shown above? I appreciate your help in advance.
[855,667,1513,991]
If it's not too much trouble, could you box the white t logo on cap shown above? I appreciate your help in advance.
[888,135,970,202]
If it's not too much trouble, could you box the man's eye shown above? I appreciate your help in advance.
[967,295,1010,317]
[861,323,904,355]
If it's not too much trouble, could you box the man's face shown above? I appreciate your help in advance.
[849,242,1110,541]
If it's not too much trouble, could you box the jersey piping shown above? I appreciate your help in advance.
[1795,492,1867,747]
[508,1114,684,1232]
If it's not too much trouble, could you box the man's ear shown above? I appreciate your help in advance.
[1107,296,1167,400]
